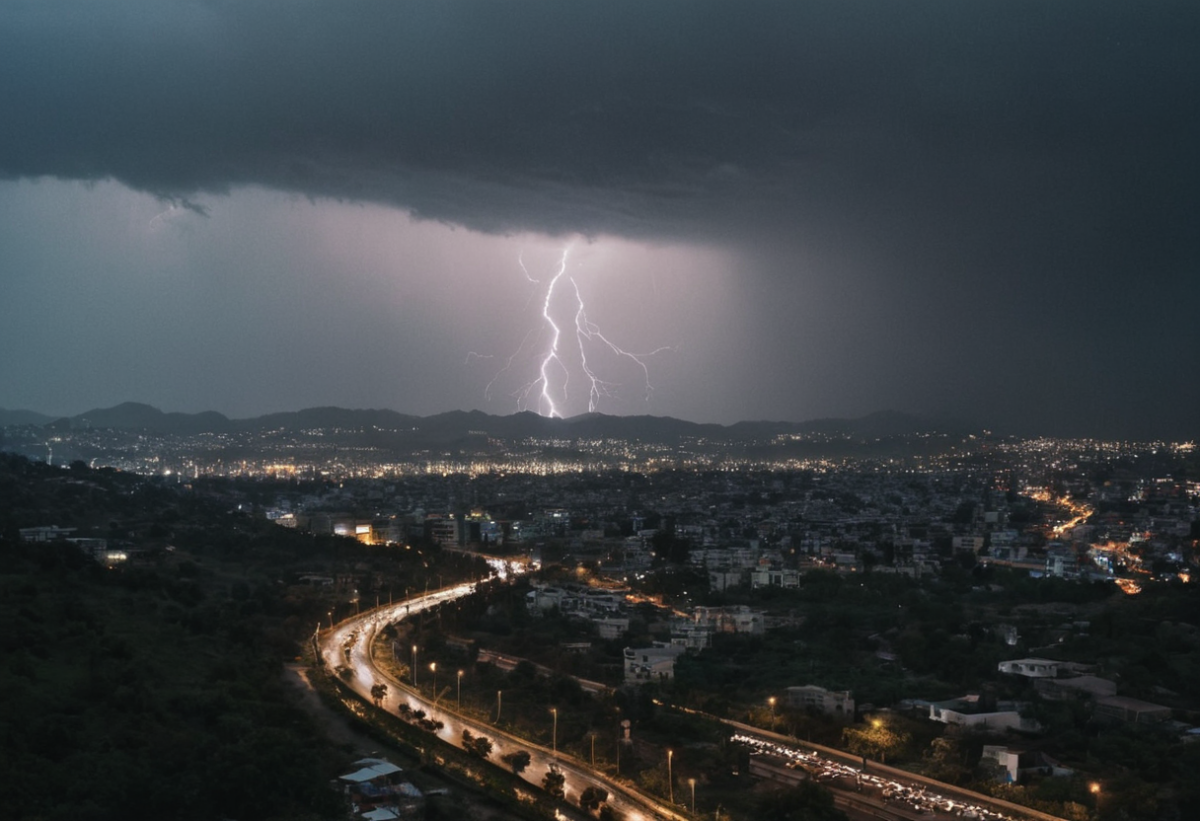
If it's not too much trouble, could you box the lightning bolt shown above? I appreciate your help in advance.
[483,328,537,403]
[481,244,673,418]
[518,252,539,284]
[147,203,179,230]
[570,277,674,412]
[533,247,572,418]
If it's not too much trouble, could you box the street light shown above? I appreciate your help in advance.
[327,610,333,629]
[551,707,558,756]
[430,662,438,703]
[667,749,674,805]
[768,696,777,732]
[496,690,502,722]
[689,778,696,816]
[457,670,464,710]
[412,645,418,687]
[1090,782,1102,817]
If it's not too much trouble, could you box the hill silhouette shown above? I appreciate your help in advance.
[2,402,965,444]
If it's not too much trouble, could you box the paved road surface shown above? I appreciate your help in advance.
[317,586,687,821]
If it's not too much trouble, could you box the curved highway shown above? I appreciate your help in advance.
[317,584,685,821]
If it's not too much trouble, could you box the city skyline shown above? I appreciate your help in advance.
[2,3,1197,440]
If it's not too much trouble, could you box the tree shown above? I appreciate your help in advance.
[504,750,532,774]
[370,682,388,707]
[922,736,970,785]
[580,786,609,811]
[842,716,912,764]
[460,729,492,757]
[756,782,847,821]
[543,765,566,799]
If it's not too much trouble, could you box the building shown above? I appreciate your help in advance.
[982,745,1074,783]
[426,515,465,547]
[928,695,1039,733]
[1045,545,1080,579]
[981,745,1020,783]
[786,685,855,719]
[690,604,765,635]
[1035,675,1117,701]
[525,586,567,613]
[594,617,630,640]
[997,658,1060,678]
[624,643,687,683]
[750,566,801,589]
[18,525,76,542]
[708,569,746,591]
[1093,695,1171,726]
[338,758,424,820]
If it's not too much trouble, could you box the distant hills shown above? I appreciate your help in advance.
[0,401,960,443]
[0,409,55,427]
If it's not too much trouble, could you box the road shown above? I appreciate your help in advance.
[318,587,1063,821]
[316,584,686,821]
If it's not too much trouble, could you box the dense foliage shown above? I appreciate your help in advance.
[0,454,481,821]
[0,536,347,821]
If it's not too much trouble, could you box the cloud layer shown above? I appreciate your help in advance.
[4,2,1195,244]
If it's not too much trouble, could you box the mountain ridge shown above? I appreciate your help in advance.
[2,401,963,442]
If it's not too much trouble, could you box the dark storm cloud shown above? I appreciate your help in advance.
[3,1,1196,245]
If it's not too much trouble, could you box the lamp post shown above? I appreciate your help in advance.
[1090,782,1102,818]
[551,707,558,756]
[768,696,777,732]
[457,670,464,710]
[590,733,596,768]
[327,610,333,629]
[667,749,674,805]
[496,690,502,723]
[412,645,418,688]
[689,778,696,816]
[430,662,438,703]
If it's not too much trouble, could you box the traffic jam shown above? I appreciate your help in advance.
[733,734,1020,820]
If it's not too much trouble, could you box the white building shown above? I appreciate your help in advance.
[998,658,1059,678]
[750,566,801,589]
[928,695,1039,732]
[786,685,855,719]
[624,643,687,684]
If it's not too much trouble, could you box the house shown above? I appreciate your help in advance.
[525,586,567,613]
[1045,545,1080,578]
[928,695,1039,733]
[693,605,765,635]
[594,617,630,640]
[1035,675,1117,701]
[19,525,77,542]
[669,618,713,650]
[981,745,1020,783]
[998,658,1060,678]
[982,745,1074,783]
[786,685,855,719]
[338,758,424,819]
[750,566,801,589]
[1093,696,1171,726]
[624,643,686,683]
[708,569,746,591]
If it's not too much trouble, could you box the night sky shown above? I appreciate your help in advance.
[2,2,1197,439]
